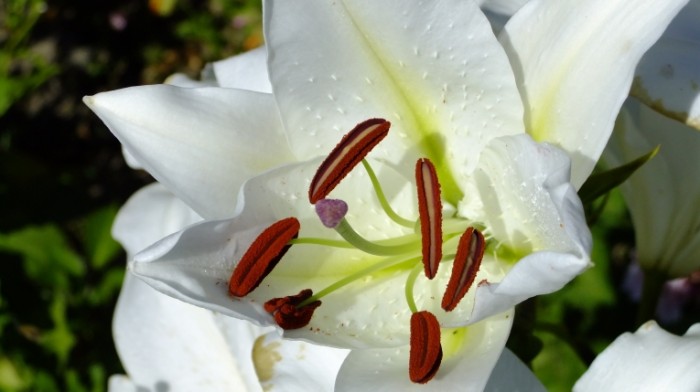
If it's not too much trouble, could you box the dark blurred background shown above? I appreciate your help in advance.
[0,1,260,389]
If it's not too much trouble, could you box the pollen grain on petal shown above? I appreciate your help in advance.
[416,158,442,279]
[309,118,390,204]
[264,289,321,330]
[441,227,485,311]
[409,310,443,384]
[228,217,300,297]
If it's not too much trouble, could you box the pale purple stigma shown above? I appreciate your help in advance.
[315,199,348,228]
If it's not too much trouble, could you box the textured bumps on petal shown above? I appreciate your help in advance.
[409,310,443,384]
[441,227,485,311]
[264,289,322,330]
[315,198,349,228]
[228,217,300,297]
[309,118,390,204]
[416,158,443,279]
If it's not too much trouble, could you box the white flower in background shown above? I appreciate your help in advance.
[85,0,686,388]
[108,184,348,392]
[604,100,700,278]
[631,0,700,130]
[573,321,700,391]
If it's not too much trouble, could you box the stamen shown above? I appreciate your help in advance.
[264,289,322,330]
[409,311,443,384]
[309,118,391,204]
[361,159,414,228]
[416,158,442,279]
[441,227,485,311]
[315,199,348,228]
[229,218,300,297]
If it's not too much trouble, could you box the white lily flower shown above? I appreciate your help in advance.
[109,183,348,392]
[603,100,700,278]
[573,321,700,391]
[84,0,686,387]
[631,0,700,130]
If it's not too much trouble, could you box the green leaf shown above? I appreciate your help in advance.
[85,267,125,306]
[83,205,121,270]
[40,294,75,367]
[578,145,660,204]
[0,225,85,289]
[532,330,587,392]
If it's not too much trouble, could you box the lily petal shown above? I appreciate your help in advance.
[603,99,700,277]
[484,349,546,392]
[500,0,688,188]
[335,311,512,391]
[84,85,293,219]
[112,184,264,391]
[459,135,592,323]
[112,183,202,255]
[265,0,524,193]
[114,275,258,392]
[204,46,272,92]
[108,375,137,392]
[632,0,700,131]
[573,321,700,391]
[253,331,349,391]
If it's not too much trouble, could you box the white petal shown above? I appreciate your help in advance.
[477,0,529,16]
[459,135,592,323]
[130,158,422,346]
[113,275,254,392]
[205,46,272,92]
[632,0,700,130]
[112,186,263,391]
[253,332,349,392]
[485,349,546,392]
[108,375,137,392]
[335,310,512,391]
[500,0,688,188]
[164,73,217,88]
[603,99,700,277]
[573,321,700,391]
[265,0,524,199]
[212,314,276,392]
[84,85,293,219]
[112,183,202,257]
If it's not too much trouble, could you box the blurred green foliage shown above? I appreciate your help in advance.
[0,0,261,390]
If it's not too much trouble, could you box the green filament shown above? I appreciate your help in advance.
[404,264,423,314]
[361,159,415,228]
[335,218,420,255]
[300,255,421,306]
[289,237,354,248]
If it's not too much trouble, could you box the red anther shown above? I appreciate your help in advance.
[409,310,443,384]
[229,217,300,297]
[264,289,322,330]
[441,227,485,311]
[416,158,442,279]
[309,118,391,204]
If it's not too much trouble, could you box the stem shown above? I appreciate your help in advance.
[361,159,415,228]
[335,218,419,255]
[637,268,667,327]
